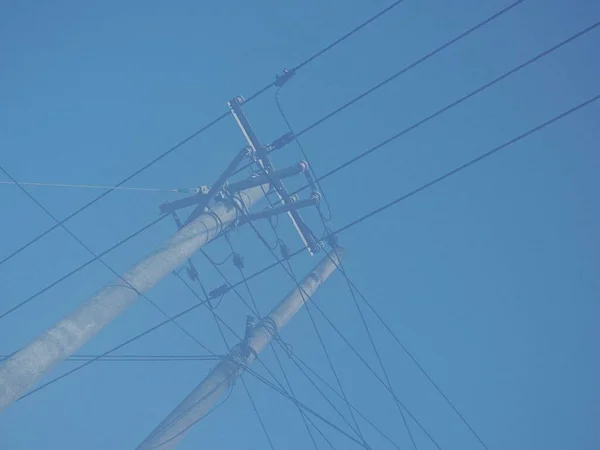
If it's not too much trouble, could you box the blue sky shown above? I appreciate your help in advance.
[1,0,598,449]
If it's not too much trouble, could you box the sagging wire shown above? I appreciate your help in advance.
[313,216,418,449]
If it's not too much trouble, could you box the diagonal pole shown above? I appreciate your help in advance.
[137,247,346,450]
[0,184,269,412]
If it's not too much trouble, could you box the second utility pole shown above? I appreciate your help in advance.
[137,247,346,449]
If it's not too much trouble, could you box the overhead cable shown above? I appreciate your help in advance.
[0,0,407,266]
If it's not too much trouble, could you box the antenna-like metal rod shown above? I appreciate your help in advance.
[136,247,346,449]
[0,184,269,412]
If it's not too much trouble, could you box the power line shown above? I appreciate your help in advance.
[0,164,215,362]
[0,110,226,266]
[242,215,442,449]
[332,93,599,237]
[275,88,334,223]
[145,382,234,450]
[252,9,534,442]
[290,20,600,196]
[220,232,322,449]
[312,220,487,449]
[276,339,402,450]
[226,195,370,447]
[294,0,525,139]
[14,92,597,405]
[230,92,600,449]
[278,72,416,444]
[269,340,323,450]
[235,0,525,177]
[284,349,404,450]
[0,0,406,267]
[0,354,221,362]
[0,180,198,193]
[327,244,418,450]
[240,376,277,450]
[195,248,378,446]
[244,367,371,450]
[0,214,168,322]
[16,297,214,402]
[225,175,434,445]
[8,12,591,324]
[196,246,346,448]
[175,270,305,450]
[292,0,408,72]
[341,272,490,449]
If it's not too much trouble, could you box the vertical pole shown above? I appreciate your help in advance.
[137,247,346,450]
[0,184,269,412]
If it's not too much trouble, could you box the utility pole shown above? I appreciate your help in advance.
[0,184,269,411]
[137,247,345,450]
[0,91,326,419]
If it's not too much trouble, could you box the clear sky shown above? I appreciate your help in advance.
[1,0,598,449]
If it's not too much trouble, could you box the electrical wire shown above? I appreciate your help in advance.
[240,375,277,450]
[0,164,216,366]
[314,210,487,449]
[284,348,404,450]
[234,0,525,177]
[0,354,221,362]
[16,296,215,402]
[337,268,490,449]
[245,367,371,450]
[224,190,368,445]
[176,269,279,450]
[324,242,418,450]
[275,339,401,450]
[0,0,406,267]
[275,88,334,222]
[217,233,325,450]
[266,93,600,450]
[240,213,437,448]
[331,93,599,238]
[197,248,368,446]
[289,20,600,198]
[292,0,408,72]
[303,289,444,449]
[194,248,336,449]
[145,378,235,450]
[13,11,587,328]
[0,180,197,193]
[294,0,525,139]
[14,92,597,406]
[229,186,370,445]
[0,214,169,321]
[269,341,324,450]
[271,101,412,446]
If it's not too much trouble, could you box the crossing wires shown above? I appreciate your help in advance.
[0,0,407,267]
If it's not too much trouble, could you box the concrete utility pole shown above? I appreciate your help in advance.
[137,247,345,450]
[0,184,269,412]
